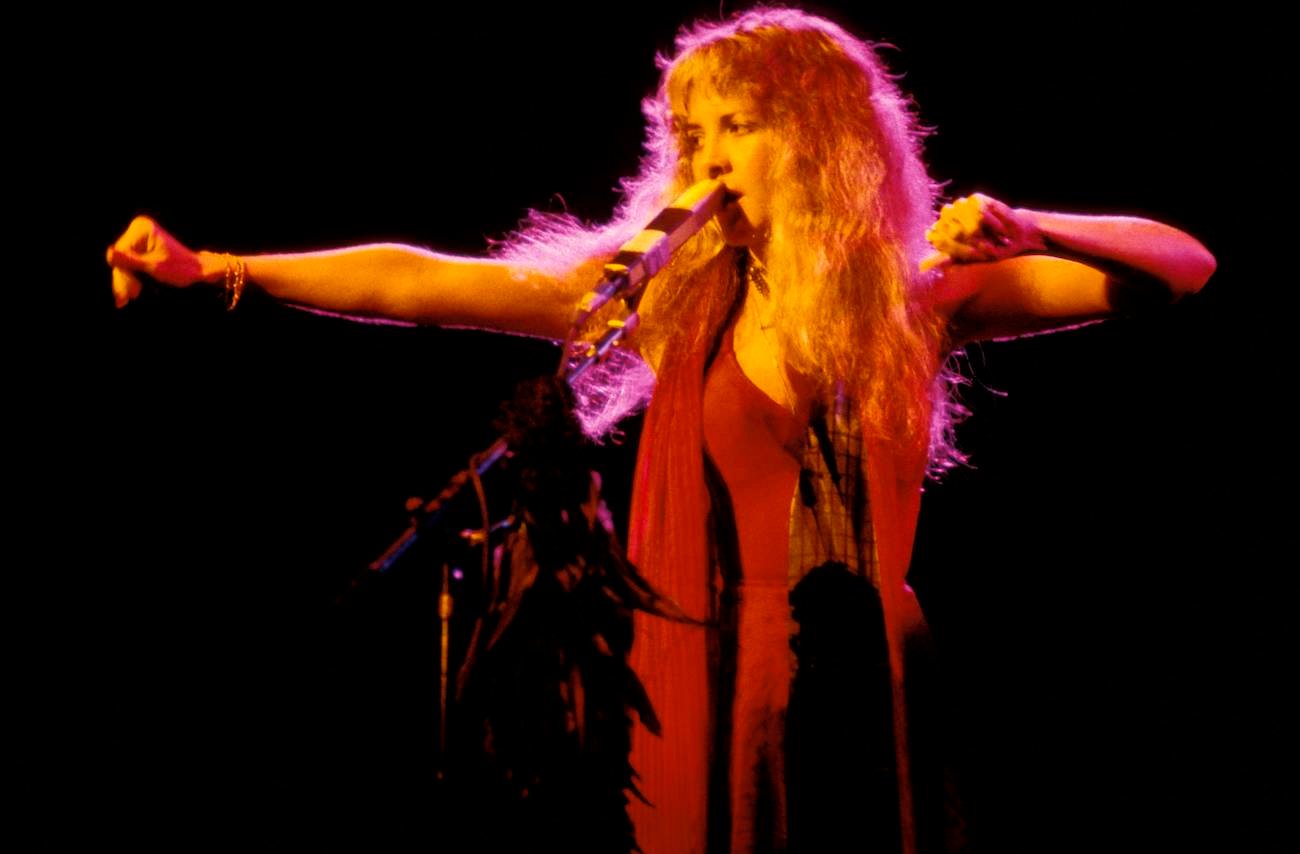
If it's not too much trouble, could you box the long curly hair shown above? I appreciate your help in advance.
[496,6,965,471]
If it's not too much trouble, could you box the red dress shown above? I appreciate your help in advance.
[701,326,805,851]
[626,304,937,853]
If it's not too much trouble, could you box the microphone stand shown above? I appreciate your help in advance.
[354,287,644,789]
[365,302,641,578]
[368,175,722,575]
[343,178,722,804]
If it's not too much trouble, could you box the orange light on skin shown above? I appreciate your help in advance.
[684,89,775,259]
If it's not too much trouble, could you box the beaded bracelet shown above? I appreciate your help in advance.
[222,254,247,311]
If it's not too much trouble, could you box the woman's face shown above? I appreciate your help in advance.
[684,88,775,255]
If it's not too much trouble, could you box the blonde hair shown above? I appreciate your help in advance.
[496,6,965,471]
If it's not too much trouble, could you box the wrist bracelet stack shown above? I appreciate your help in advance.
[222,254,247,311]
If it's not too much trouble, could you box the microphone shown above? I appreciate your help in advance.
[572,178,725,326]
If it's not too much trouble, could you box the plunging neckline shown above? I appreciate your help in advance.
[727,324,799,422]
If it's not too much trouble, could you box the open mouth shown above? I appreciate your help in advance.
[721,189,743,210]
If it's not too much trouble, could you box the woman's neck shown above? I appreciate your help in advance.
[731,265,813,417]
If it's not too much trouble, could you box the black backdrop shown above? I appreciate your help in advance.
[44,3,1284,850]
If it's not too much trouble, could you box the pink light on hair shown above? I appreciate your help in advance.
[495,6,968,471]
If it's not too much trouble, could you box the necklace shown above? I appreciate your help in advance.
[745,249,770,298]
[736,250,802,413]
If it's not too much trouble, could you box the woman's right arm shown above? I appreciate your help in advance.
[107,216,592,340]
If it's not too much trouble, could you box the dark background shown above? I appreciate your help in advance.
[39,3,1283,850]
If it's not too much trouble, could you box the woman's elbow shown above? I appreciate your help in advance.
[1170,240,1217,298]
[1108,241,1216,314]
[1188,244,1217,294]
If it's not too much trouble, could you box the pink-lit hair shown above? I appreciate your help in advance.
[495,6,965,472]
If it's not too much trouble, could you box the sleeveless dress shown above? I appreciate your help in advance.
[696,325,901,853]
[701,325,805,851]
[626,297,944,853]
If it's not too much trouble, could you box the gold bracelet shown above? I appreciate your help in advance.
[222,254,247,311]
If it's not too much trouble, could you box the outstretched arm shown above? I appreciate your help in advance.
[924,194,1217,344]
[107,216,595,341]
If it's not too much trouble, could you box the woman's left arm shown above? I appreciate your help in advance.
[926,194,1217,344]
